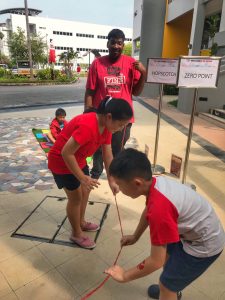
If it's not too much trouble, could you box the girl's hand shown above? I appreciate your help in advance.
[80,175,100,191]
[121,235,137,247]
[104,265,127,283]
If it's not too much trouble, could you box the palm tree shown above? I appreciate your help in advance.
[59,49,80,78]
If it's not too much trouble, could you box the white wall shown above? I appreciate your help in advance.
[7,14,132,66]
[167,0,195,23]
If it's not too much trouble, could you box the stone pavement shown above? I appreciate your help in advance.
[0,101,225,299]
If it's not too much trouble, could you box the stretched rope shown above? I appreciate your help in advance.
[81,63,136,299]
[80,196,123,299]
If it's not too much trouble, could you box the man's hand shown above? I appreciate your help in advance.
[80,175,100,191]
[104,265,127,283]
[121,234,138,247]
[133,61,146,75]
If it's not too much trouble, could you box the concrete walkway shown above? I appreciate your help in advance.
[0,100,225,300]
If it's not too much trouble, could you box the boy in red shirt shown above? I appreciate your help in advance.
[105,149,224,300]
[48,97,133,249]
[48,108,68,144]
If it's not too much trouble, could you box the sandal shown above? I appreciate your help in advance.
[82,222,100,232]
[70,235,96,249]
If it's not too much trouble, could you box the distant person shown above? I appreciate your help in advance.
[76,64,81,81]
[105,149,225,300]
[84,28,146,180]
[48,97,133,249]
[47,108,68,144]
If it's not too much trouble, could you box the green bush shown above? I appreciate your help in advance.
[0,68,6,77]
[163,85,179,95]
[36,68,52,80]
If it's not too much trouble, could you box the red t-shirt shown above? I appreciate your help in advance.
[48,113,112,174]
[146,177,180,246]
[50,118,68,139]
[86,55,141,122]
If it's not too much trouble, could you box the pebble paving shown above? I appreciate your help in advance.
[0,117,54,193]
[0,117,138,193]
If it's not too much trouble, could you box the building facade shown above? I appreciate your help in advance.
[0,10,132,68]
[133,0,225,114]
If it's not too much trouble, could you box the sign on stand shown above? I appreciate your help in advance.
[177,56,220,88]
[177,56,221,184]
[147,58,179,84]
[146,58,179,174]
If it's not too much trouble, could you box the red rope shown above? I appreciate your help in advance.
[81,196,123,299]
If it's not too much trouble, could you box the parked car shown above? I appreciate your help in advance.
[0,64,9,70]
[11,66,18,75]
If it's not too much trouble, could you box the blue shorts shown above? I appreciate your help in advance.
[52,165,89,191]
[160,241,222,292]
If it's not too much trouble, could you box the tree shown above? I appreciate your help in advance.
[8,27,28,61]
[123,42,132,56]
[202,14,221,55]
[8,27,47,65]
[30,34,47,66]
[0,31,4,56]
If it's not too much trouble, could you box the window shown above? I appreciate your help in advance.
[76,33,94,38]
[53,31,73,36]
[97,35,107,39]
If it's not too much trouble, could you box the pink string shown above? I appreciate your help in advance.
[81,195,123,299]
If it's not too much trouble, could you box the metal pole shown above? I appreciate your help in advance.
[182,88,198,184]
[152,84,165,174]
[24,0,34,79]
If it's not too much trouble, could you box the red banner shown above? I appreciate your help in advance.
[49,40,56,63]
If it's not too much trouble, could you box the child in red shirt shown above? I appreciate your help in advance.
[48,97,133,249]
[48,108,68,144]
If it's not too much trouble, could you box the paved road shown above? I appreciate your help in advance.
[0,78,86,109]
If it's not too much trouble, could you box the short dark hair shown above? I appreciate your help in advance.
[55,108,66,117]
[108,29,125,41]
[97,96,133,121]
[109,148,152,181]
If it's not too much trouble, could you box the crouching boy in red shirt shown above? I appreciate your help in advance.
[48,108,68,143]
[105,149,225,300]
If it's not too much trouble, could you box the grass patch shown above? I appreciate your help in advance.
[168,99,178,107]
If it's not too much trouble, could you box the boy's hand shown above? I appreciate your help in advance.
[104,265,127,283]
[80,175,100,191]
[133,61,146,75]
[108,179,120,195]
[121,235,137,247]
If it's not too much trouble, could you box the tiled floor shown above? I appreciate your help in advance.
[0,101,225,300]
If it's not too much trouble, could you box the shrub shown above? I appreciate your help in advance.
[163,85,179,95]
[36,68,52,80]
[0,68,6,78]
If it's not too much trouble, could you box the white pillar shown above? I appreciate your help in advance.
[219,0,225,32]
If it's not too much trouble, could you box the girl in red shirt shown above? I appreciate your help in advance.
[48,97,133,249]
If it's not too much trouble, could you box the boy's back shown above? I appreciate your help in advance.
[147,176,225,257]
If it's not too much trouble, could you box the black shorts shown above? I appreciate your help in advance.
[52,165,89,191]
[160,241,222,292]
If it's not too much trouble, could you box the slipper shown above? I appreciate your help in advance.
[70,235,96,249]
[82,222,100,232]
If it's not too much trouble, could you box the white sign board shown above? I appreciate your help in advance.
[146,58,179,85]
[177,57,220,88]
